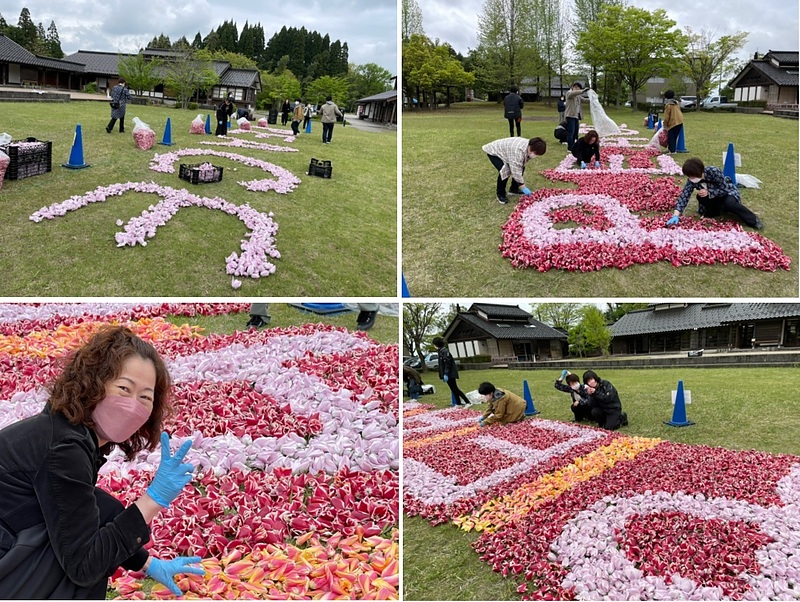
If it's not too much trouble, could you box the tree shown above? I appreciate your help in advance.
[196,49,257,69]
[347,62,393,107]
[604,303,648,324]
[475,0,538,91]
[403,35,474,108]
[403,303,443,370]
[530,303,583,330]
[148,33,171,49]
[530,0,569,106]
[191,32,203,49]
[44,21,63,58]
[680,28,748,108]
[14,8,37,51]
[173,36,190,50]
[257,69,301,110]
[117,52,162,96]
[162,50,218,108]
[576,5,687,110]
[572,0,621,90]
[402,0,424,42]
[216,20,239,53]
[305,75,350,106]
[569,306,612,357]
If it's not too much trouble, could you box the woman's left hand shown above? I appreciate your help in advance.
[145,556,205,597]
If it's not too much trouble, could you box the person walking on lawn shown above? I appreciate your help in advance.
[503,85,524,137]
[477,382,527,426]
[432,337,470,406]
[482,136,547,204]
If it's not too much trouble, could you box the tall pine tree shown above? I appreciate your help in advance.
[45,21,63,58]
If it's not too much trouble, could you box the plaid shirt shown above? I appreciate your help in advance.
[675,166,741,214]
[482,137,533,185]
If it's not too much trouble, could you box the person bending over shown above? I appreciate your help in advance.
[482,136,547,204]
[477,382,526,426]
[571,129,601,168]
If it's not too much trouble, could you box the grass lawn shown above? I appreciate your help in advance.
[402,366,800,601]
[0,101,396,296]
[402,102,798,297]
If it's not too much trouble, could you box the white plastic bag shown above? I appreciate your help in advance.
[237,116,251,130]
[190,113,205,134]
[648,126,664,149]
[0,133,11,146]
[466,390,485,405]
[0,149,9,190]
[131,117,155,150]
[587,90,621,137]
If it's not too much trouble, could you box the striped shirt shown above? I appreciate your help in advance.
[482,137,533,184]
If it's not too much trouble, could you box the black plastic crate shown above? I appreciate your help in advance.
[1,137,52,180]
[178,163,224,184]
[308,158,332,178]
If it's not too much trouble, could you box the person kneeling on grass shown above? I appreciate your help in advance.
[482,136,547,205]
[571,130,601,169]
[667,157,763,230]
[583,370,628,430]
[477,382,527,427]
[554,370,592,422]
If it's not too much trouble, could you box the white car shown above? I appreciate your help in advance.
[424,353,439,370]
[679,96,697,108]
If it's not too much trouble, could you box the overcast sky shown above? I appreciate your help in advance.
[1,0,398,74]
[419,0,798,68]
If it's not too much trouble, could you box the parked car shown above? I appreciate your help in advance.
[700,96,738,109]
[679,96,697,108]
[424,353,439,370]
[403,356,423,370]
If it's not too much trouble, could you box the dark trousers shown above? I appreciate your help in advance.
[291,120,300,135]
[571,403,593,422]
[322,122,335,143]
[106,116,125,133]
[591,406,623,430]
[507,117,521,137]
[281,112,289,125]
[700,194,759,227]
[446,378,470,405]
[566,117,580,150]
[487,154,523,197]
[667,123,683,152]
[571,147,597,163]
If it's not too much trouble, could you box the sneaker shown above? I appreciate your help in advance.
[621,412,629,427]
[246,315,271,329]
[754,218,764,230]
[508,189,520,195]
[356,310,378,331]
[497,193,509,205]
[105,128,112,134]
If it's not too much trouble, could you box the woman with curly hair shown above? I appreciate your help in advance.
[0,326,203,598]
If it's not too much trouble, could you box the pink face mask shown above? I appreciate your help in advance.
[92,394,151,443]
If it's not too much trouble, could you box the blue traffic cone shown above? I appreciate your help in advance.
[657,118,662,131]
[204,114,212,134]
[676,126,688,152]
[227,119,232,129]
[647,114,653,129]
[305,119,312,133]
[158,117,174,146]
[451,390,459,407]
[62,124,90,169]
[723,142,737,186]
[401,273,410,298]
[664,380,694,427]
[523,380,540,416]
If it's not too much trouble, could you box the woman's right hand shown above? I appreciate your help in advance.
[146,432,195,508]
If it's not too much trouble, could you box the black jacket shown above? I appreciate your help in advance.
[436,347,459,381]
[586,378,622,412]
[503,93,524,120]
[0,406,150,595]
[554,380,589,405]
[571,138,601,163]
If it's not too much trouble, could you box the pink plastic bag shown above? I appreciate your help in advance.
[132,117,155,150]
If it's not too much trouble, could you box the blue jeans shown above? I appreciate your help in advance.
[322,122,334,143]
[566,117,579,151]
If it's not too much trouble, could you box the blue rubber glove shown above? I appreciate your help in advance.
[560,369,569,380]
[145,556,205,597]
[580,161,587,169]
[443,374,449,383]
[594,161,601,168]
[521,187,531,196]
[478,417,484,425]
[667,215,680,226]
[147,432,195,508]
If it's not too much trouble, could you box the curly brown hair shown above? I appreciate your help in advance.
[48,325,172,460]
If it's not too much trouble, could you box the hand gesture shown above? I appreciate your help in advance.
[146,432,195,508]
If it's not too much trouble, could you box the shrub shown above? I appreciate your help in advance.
[187,102,198,110]
[85,82,98,94]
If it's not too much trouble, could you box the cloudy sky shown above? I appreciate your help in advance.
[419,0,797,67]
[1,0,398,73]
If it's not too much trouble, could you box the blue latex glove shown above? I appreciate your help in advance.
[478,417,484,425]
[443,374,449,383]
[145,556,205,597]
[580,161,587,169]
[666,215,680,226]
[147,432,195,507]
[594,161,601,168]
[560,369,569,380]
[521,187,531,196]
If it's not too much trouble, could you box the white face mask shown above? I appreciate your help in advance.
[688,177,701,184]
[570,383,580,391]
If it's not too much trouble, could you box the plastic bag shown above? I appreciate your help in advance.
[190,113,205,134]
[0,133,11,146]
[0,149,9,190]
[257,117,268,127]
[586,90,621,137]
[648,126,664,148]
[466,390,485,405]
[736,174,762,189]
[132,117,155,150]
[237,117,251,130]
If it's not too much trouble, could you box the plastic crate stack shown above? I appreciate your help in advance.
[1,137,52,180]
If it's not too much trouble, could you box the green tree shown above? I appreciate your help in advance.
[196,49,257,69]
[403,35,474,108]
[173,35,190,50]
[402,0,424,42]
[680,28,748,109]
[530,303,583,330]
[604,303,648,324]
[257,69,301,110]
[163,50,218,108]
[216,20,239,53]
[44,21,63,58]
[569,306,612,357]
[403,303,443,371]
[305,75,350,106]
[572,0,621,90]
[475,0,538,92]
[34,22,46,54]
[347,62,393,106]
[148,33,171,49]
[576,5,687,110]
[14,8,37,50]
[117,52,163,96]
[191,32,203,49]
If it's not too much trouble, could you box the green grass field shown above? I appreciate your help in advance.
[402,366,800,601]
[0,101,396,296]
[402,102,799,298]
